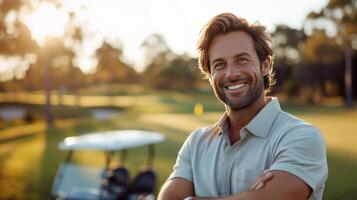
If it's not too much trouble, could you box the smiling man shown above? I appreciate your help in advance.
[158,13,328,200]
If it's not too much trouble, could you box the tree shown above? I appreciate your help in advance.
[271,25,306,94]
[95,41,139,84]
[154,54,200,90]
[141,34,175,87]
[0,0,38,87]
[306,0,357,106]
[0,0,89,127]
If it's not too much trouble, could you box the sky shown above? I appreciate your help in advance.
[14,0,328,75]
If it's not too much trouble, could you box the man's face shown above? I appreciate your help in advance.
[208,31,268,111]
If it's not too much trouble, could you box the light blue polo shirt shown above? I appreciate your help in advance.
[168,98,328,200]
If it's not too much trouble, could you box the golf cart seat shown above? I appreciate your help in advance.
[130,169,157,195]
[102,166,130,199]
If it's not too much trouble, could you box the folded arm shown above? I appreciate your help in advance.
[158,170,311,200]
[158,177,194,200]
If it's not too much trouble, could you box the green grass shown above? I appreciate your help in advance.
[0,88,356,199]
[324,151,357,200]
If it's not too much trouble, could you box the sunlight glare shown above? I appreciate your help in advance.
[24,3,69,45]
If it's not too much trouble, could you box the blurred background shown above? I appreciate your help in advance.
[0,0,356,199]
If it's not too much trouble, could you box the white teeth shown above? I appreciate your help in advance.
[227,83,246,90]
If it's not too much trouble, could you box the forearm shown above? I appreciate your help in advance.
[196,170,310,200]
[158,178,195,200]
[194,192,248,200]
[195,187,306,200]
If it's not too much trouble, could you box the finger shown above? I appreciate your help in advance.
[254,182,264,191]
[250,176,261,190]
[261,171,273,182]
[251,169,268,186]
[250,170,269,189]
[250,171,273,190]
[250,178,263,190]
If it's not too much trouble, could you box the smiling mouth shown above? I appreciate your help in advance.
[224,82,247,90]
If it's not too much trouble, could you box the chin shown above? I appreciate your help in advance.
[223,93,261,111]
[226,102,251,111]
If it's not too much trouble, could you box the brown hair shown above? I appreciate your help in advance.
[197,13,275,93]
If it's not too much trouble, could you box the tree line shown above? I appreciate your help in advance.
[0,0,356,105]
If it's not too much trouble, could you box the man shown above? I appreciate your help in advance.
[158,13,328,200]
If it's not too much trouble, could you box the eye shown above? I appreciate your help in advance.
[236,57,248,63]
[214,62,225,70]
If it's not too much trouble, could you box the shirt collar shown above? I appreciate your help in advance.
[217,112,228,135]
[245,97,281,138]
[217,97,281,138]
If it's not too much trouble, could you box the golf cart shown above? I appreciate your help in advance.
[51,130,165,200]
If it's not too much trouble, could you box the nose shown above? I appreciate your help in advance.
[225,61,240,81]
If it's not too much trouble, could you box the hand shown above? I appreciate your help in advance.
[249,169,273,191]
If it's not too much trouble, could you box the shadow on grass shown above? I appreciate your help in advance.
[0,132,37,144]
[31,128,67,199]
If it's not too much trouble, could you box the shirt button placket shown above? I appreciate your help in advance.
[222,145,234,195]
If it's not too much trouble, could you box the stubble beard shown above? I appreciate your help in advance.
[214,76,265,111]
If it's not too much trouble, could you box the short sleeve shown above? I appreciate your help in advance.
[269,125,328,192]
[168,131,195,182]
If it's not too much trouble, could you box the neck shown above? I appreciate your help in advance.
[226,96,269,144]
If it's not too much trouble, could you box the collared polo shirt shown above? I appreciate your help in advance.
[168,98,328,200]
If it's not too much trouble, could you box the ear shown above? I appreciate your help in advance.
[261,57,271,76]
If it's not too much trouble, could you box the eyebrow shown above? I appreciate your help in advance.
[211,52,252,65]
[234,53,251,59]
[211,58,224,66]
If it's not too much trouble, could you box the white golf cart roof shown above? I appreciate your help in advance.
[59,130,165,151]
